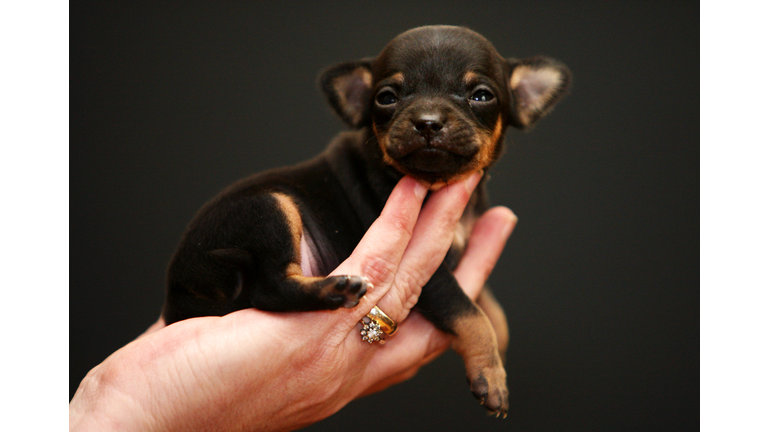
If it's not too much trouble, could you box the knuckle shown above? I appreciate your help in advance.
[401,291,420,312]
[360,254,397,287]
[383,207,415,238]
[429,208,464,246]
[394,265,425,310]
[438,215,461,240]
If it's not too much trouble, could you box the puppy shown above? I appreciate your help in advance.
[163,25,570,417]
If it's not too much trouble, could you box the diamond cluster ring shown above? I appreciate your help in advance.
[360,305,398,344]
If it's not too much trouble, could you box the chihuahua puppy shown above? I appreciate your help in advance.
[163,25,570,417]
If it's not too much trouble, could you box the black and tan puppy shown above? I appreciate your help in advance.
[163,25,570,416]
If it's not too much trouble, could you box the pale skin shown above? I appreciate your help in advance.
[70,173,517,432]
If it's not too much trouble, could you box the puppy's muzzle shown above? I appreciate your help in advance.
[386,107,479,175]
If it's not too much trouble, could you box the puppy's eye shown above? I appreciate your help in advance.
[470,89,495,102]
[376,91,398,106]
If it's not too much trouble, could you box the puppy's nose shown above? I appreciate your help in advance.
[412,115,444,137]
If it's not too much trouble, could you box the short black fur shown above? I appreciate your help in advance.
[163,25,570,417]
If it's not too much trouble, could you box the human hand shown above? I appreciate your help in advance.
[69,174,516,432]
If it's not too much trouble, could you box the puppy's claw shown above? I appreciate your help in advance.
[486,409,507,419]
[469,367,509,416]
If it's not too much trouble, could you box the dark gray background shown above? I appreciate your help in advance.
[71,1,698,430]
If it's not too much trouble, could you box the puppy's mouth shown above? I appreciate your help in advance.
[384,135,479,182]
[397,146,472,173]
[406,147,455,169]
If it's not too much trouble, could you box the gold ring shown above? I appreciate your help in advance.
[360,306,398,344]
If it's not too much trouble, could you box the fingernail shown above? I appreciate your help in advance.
[506,209,518,226]
[412,177,428,199]
[501,209,518,239]
[464,171,482,194]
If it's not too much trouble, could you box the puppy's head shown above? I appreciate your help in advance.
[320,26,571,187]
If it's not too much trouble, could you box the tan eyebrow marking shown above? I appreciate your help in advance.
[388,72,404,84]
[463,71,479,85]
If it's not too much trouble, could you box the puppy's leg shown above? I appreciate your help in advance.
[254,193,369,310]
[416,265,509,417]
[164,192,366,323]
[249,266,369,311]
[476,287,509,364]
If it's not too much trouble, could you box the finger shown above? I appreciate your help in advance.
[373,172,482,323]
[330,176,427,291]
[357,207,515,395]
[454,206,517,300]
[327,176,427,338]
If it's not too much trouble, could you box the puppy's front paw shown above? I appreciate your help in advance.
[322,275,368,308]
[470,365,509,418]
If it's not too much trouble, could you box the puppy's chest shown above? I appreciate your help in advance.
[298,211,476,278]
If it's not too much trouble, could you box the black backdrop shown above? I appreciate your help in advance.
[70,2,699,430]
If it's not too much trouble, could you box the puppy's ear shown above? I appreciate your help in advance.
[319,59,373,128]
[507,56,571,129]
